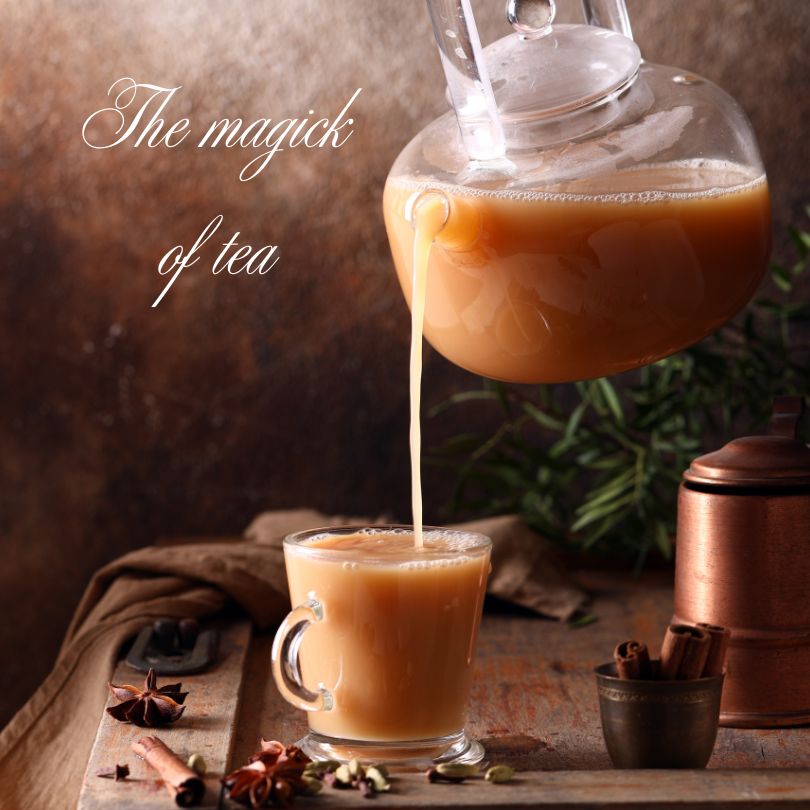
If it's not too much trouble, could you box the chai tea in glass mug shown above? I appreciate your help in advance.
[271,526,491,763]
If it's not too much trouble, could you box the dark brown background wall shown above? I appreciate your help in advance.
[0,0,807,726]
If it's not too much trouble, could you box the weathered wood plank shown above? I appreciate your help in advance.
[229,570,810,808]
[271,769,810,808]
[78,620,251,810]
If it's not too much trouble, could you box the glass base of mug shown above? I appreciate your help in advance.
[296,729,484,766]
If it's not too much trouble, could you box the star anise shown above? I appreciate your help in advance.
[96,763,130,781]
[223,740,313,808]
[106,668,187,727]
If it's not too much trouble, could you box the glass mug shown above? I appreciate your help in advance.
[271,526,491,763]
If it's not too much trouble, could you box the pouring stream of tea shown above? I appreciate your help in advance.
[409,193,448,549]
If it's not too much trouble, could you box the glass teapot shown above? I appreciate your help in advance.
[383,0,771,383]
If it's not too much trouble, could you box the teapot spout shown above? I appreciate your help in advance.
[406,187,483,253]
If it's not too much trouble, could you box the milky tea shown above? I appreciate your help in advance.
[385,161,771,383]
[282,528,490,747]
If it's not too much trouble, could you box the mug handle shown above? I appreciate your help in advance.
[271,597,333,712]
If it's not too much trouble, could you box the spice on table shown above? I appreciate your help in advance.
[96,763,130,781]
[436,763,479,779]
[660,624,710,680]
[426,762,480,783]
[107,667,188,727]
[485,765,515,784]
[427,763,515,786]
[303,759,339,776]
[323,759,390,797]
[610,621,729,682]
[187,753,206,776]
[331,763,353,787]
[301,776,323,796]
[613,640,652,679]
[365,766,391,793]
[222,740,312,807]
[132,736,204,807]
[224,740,392,805]
[696,622,731,677]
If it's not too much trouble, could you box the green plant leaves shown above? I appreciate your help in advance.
[772,263,793,293]
[789,226,810,259]
[428,389,500,418]
[596,378,624,423]
[522,402,565,431]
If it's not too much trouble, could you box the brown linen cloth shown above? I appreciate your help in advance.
[0,510,584,810]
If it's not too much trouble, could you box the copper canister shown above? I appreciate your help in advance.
[673,396,810,727]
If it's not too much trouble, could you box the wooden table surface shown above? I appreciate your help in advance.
[81,570,810,808]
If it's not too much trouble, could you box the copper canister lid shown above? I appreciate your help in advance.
[684,396,810,488]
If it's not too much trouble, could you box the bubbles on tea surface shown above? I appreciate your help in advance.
[342,561,360,571]
[423,530,489,553]
[399,556,472,571]
[391,161,767,205]
[299,532,334,546]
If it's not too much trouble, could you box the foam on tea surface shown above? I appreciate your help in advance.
[298,528,487,563]
[390,160,765,203]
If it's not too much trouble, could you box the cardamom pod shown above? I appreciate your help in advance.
[436,763,479,779]
[485,765,515,784]
[333,764,353,786]
[427,767,464,783]
[186,753,207,776]
[304,759,339,775]
[301,775,324,795]
[365,765,391,792]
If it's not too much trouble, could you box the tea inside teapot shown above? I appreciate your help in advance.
[384,157,769,383]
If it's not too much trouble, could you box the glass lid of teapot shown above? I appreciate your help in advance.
[427,0,642,159]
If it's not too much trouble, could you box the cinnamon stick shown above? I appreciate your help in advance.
[132,736,204,807]
[697,622,731,677]
[659,623,710,680]
[613,640,652,679]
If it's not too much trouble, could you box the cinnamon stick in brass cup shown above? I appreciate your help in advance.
[595,662,724,768]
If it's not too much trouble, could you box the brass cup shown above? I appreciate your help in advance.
[595,662,724,768]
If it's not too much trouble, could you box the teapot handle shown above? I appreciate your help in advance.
[425,0,506,161]
[581,0,634,40]
[425,0,634,163]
